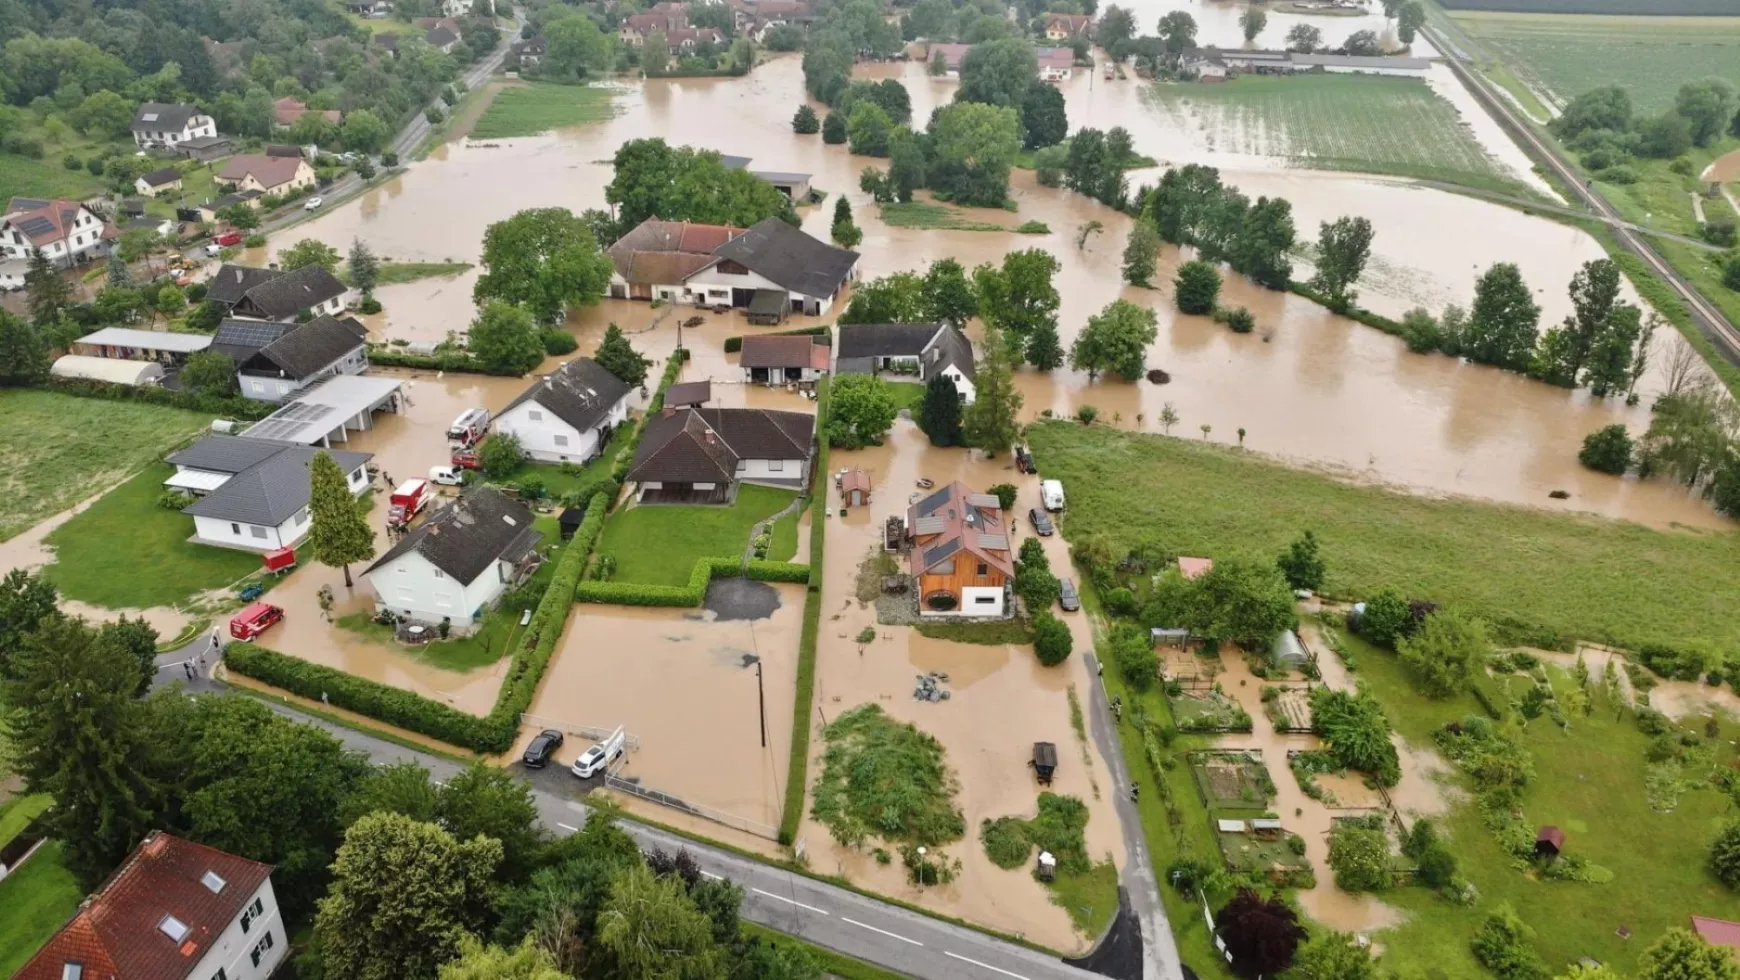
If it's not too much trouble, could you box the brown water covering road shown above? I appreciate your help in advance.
[259,53,1729,529]
[799,422,1126,952]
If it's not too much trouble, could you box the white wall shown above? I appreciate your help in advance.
[368,549,509,629]
[194,513,298,550]
[937,365,975,404]
[239,345,366,403]
[494,395,628,463]
[187,878,286,980]
[916,586,1004,618]
[734,457,807,484]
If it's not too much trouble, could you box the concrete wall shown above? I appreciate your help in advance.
[368,549,508,629]
[186,878,286,980]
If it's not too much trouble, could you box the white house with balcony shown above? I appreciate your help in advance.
[13,831,286,980]
[165,435,371,551]
[130,102,219,148]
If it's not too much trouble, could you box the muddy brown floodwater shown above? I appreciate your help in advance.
[796,422,1125,951]
[270,52,1731,530]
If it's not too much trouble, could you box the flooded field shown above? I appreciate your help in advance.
[522,586,806,834]
[797,423,1125,951]
[256,50,1730,530]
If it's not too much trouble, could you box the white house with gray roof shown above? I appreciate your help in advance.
[492,357,634,464]
[361,486,543,632]
[166,436,371,551]
[235,315,368,403]
[684,217,859,317]
[131,102,218,148]
[836,323,976,404]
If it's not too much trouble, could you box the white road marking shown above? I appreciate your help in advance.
[701,871,724,880]
[556,822,579,833]
[944,951,1031,980]
[841,917,923,946]
[752,887,830,915]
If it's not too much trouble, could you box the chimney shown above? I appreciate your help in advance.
[662,406,675,418]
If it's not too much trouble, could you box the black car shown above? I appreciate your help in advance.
[1015,446,1035,473]
[523,728,564,768]
[1059,578,1080,612]
[1029,507,1054,536]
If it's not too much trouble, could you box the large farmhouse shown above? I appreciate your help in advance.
[626,407,814,503]
[363,486,543,632]
[606,216,858,317]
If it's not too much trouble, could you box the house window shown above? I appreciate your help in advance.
[250,525,267,539]
[212,970,227,980]
[768,459,783,472]
[295,508,309,525]
[159,915,190,942]
[527,409,542,421]
[974,595,997,604]
[433,569,445,579]
[240,897,264,933]
[250,380,265,393]
[977,562,988,576]
[230,523,241,535]
[553,434,568,446]
[249,931,275,968]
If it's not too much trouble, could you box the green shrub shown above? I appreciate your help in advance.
[988,483,1019,510]
[981,817,1031,868]
[1033,612,1072,666]
[1104,587,1137,616]
[1357,587,1412,648]
[1108,621,1158,691]
[540,329,578,355]
[1327,823,1392,892]
[1470,903,1548,980]
[1578,424,1633,475]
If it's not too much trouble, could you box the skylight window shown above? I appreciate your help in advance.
[201,870,227,894]
[159,915,190,942]
[61,964,83,980]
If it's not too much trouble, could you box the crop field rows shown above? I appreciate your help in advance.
[1144,75,1523,193]
[1451,11,1740,112]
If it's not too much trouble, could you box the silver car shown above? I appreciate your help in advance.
[1059,578,1080,612]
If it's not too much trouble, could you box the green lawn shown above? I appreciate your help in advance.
[1141,74,1533,196]
[496,436,628,503]
[0,794,50,850]
[1345,627,1740,975]
[0,391,211,543]
[0,841,82,977]
[1592,136,1740,238]
[469,82,619,139]
[144,163,222,219]
[767,502,801,562]
[595,485,797,585]
[43,463,262,608]
[0,153,104,205]
[1025,422,1740,652]
[1449,10,1740,113]
[341,261,474,288]
[878,200,1012,232]
[885,380,927,416]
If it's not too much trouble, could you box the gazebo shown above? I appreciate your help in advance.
[840,468,872,508]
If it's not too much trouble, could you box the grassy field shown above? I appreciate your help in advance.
[495,436,628,502]
[0,391,211,543]
[1142,74,1532,195]
[0,794,50,850]
[0,154,104,205]
[336,609,521,671]
[468,82,619,139]
[1590,136,1740,238]
[594,485,797,585]
[43,463,262,608]
[1449,10,1740,112]
[144,163,222,219]
[1026,423,1740,652]
[878,200,1012,232]
[1343,628,1740,975]
[0,840,81,977]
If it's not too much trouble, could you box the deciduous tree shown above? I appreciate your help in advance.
[1156,11,1197,57]
[973,248,1060,358]
[0,312,49,387]
[1464,263,1540,372]
[1020,82,1067,150]
[349,239,381,295]
[957,38,1039,108]
[1239,7,1267,42]
[1217,889,1306,979]
[439,935,571,980]
[962,324,1023,454]
[921,258,977,327]
[597,863,724,980]
[929,101,1021,207]
[1309,216,1373,309]
[469,300,546,375]
[1397,608,1491,698]
[543,14,617,81]
[1033,611,1071,666]
[595,322,651,388]
[1276,530,1325,591]
[1327,824,1392,893]
[1192,557,1297,647]
[1070,298,1156,382]
[1710,822,1740,890]
[1396,1,1425,44]
[438,762,546,883]
[842,272,926,324]
[822,110,847,144]
[825,374,899,448]
[1676,79,1736,148]
[474,208,614,324]
[1174,259,1221,315]
[846,101,894,156]
[24,248,71,327]
[1122,220,1160,287]
[1637,928,1740,980]
[306,450,375,588]
[282,238,341,272]
[1283,931,1377,980]
[1284,23,1321,53]
[1025,321,1063,371]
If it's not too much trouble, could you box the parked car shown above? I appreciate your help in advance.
[522,729,564,768]
[450,448,481,470]
[428,464,464,486]
[1015,446,1035,474]
[228,602,284,640]
[571,726,626,779]
[1028,507,1054,536]
[304,196,324,211]
[1059,578,1080,612]
[1040,479,1066,512]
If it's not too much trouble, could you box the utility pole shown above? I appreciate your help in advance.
[756,658,767,748]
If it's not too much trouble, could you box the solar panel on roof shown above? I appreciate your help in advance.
[18,217,55,236]
[244,402,338,441]
[217,321,289,348]
[142,112,159,121]
[916,486,950,517]
[923,538,960,567]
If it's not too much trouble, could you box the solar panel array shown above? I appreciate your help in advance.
[216,320,290,350]
[17,217,55,237]
[922,538,961,568]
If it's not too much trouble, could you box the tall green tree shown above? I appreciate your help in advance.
[438,763,546,883]
[597,863,724,980]
[962,325,1023,454]
[822,110,847,144]
[1283,931,1377,980]
[1156,11,1197,57]
[604,140,797,238]
[474,208,615,324]
[1230,196,1295,289]
[1025,321,1064,371]
[1582,302,1643,397]
[282,238,341,272]
[349,239,381,295]
[24,248,71,327]
[1122,220,1160,287]
[542,14,617,81]
[1308,216,1373,309]
[1070,298,1157,382]
[1097,5,1137,56]
[1463,263,1540,372]
[841,272,926,324]
[1193,557,1297,647]
[1239,7,1267,42]
[340,760,441,826]
[1637,927,1740,980]
[1560,258,1622,380]
[0,569,60,680]
[439,936,571,980]
[846,101,894,156]
[6,616,164,883]
[973,249,1060,360]
[1675,79,1736,148]
[1285,23,1321,52]
[825,374,899,448]
[928,101,1021,208]
[341,109,390,154]
[469,300,547,376]
[831,194,862,248]
[1276,530,1325,591]
[1396,1,1425,44]
[0,312,49,387]
[793,104,820,134]
[1397,608,1491,699]
[1174,260,1221,315]
[1020,82,1067,150]
[920,258,977,327]
[594,323,651,388]
[306,450,376,588]
[918,374,963,447]
[957,38,1038,107]
[316,812,503,980]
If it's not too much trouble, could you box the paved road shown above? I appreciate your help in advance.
[156,638,1122,980]
[1426,26,1740,368]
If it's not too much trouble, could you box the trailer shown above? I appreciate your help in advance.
[1030,741,1058,785]
[262,546,297,575]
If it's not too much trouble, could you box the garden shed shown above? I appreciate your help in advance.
[840,468,872,508]
[558,506,587,541]
[1536,825,1565,858]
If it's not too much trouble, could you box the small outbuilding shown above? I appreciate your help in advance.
[1178,556,1214,580]
[1030,741,1057,785]
[50,354,164,386]
[840,467,872,508]
[1271,629,1310,671]
[558,506,587,541]
[1535,825,1565,858]
[747,288,791,325]
[665,380,711,409]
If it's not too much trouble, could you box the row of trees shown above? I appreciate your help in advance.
[593,137,798,244]
[1553,78,1739,184]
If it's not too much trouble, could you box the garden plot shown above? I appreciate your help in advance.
[1169,688,1254,734]
[1263,686,1315,733]
[1189,750,1276,810]
[1215,823,1315,889]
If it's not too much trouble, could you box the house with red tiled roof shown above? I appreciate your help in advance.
[1043,12,1092,40]
[1693,916,1740,952]
[2,197,116,269]
[13,831,286,980]
[605,218,746,302]
[215,154,317,197]
[907,481,1014,618]
[618,11,687,45]
[272,96,342,129]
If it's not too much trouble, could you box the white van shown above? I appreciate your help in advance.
[1040,479,1066,512]
[571,726,626,779]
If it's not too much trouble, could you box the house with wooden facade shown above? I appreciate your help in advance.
[908,482,1013,618]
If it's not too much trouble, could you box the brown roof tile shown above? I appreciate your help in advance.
[740,334,829,370]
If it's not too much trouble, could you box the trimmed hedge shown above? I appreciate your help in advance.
[42,377,276,420]
[226,491,609,753]
[574,557,812,606]
[723,325,832,354]
[781,376,829,844]
[365,347,521,375]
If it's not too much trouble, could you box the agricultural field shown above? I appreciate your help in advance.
[1025,422,1740,653]
[1142,75,1529,195]
[0,391,211,543]
[1450,10,1740,113]
[467,82,619,139]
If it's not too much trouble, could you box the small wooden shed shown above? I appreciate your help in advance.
[1030,742,1058,785]
[1535,825,1565,858]
[558,506,587,541]
[840,468,872,508]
